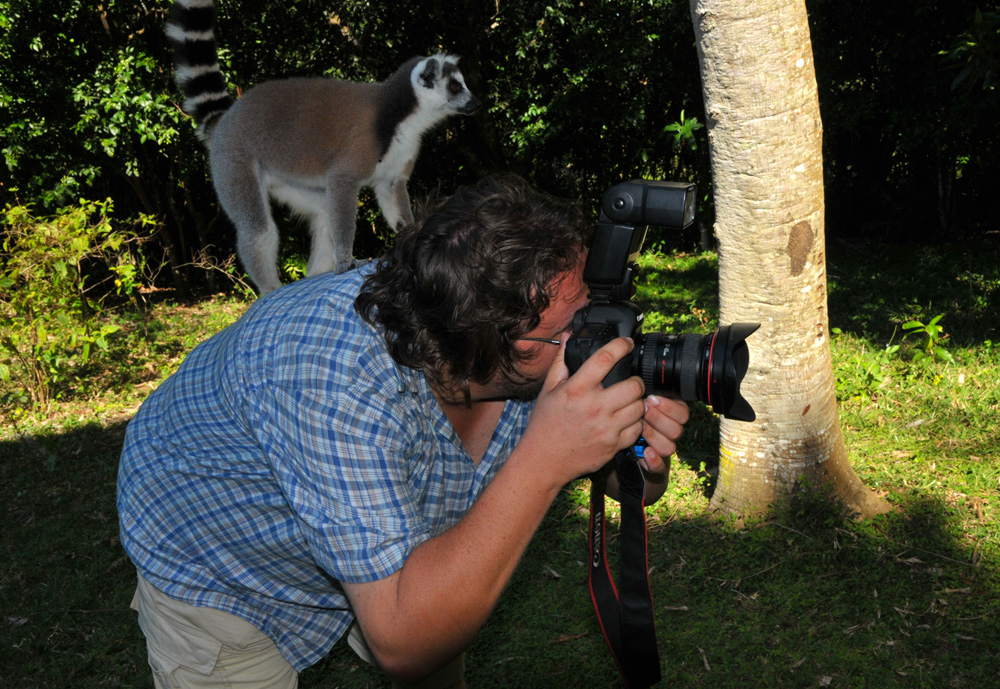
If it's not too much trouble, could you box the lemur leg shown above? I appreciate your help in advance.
[373,176,414,231]
[211,158,283,295]
[314,176,363,276]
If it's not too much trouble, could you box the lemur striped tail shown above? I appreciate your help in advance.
[165,0,233,142]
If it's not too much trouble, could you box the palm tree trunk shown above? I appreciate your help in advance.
[689,0,889,518]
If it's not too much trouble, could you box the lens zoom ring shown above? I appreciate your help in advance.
[641,336,658,391]
[679,336,700,401]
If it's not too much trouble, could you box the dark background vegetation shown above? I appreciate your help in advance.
[3,0,997,298]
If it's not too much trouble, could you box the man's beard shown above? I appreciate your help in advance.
[487,375,545,402]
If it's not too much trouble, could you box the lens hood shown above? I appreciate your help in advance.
[707,323,760,422]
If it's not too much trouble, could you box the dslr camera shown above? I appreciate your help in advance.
[565,180,759,422]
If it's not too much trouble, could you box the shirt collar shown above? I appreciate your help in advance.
[394,362,423,395]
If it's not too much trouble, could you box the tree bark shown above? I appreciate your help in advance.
[688,0,889,518]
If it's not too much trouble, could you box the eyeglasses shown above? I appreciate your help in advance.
[516,337,562,346]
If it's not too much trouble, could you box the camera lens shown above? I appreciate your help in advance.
[636,323,759,422]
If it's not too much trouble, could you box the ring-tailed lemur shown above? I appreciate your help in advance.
[166,0,480,295]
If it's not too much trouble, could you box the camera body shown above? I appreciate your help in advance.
[566,180,758,422]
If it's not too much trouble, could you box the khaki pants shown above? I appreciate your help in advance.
[131,574,297,689]
[131,573,465,688]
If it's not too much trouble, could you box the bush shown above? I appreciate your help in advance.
[0,199,148,409]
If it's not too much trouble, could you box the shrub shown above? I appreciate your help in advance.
[0,200,148,408]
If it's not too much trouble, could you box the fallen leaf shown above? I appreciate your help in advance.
[843,620,875,635]
[549,632,588,644]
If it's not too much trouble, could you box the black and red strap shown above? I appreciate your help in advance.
[589,446,661,688]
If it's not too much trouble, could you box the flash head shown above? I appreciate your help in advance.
[601,180,697,229]
[584,180,698,302]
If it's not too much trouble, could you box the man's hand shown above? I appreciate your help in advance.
[602,394,689,504]
[519,337,648,490]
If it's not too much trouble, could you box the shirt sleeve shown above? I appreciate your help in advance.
[250,380,431,584]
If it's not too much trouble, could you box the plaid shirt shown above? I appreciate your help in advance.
[117,267,533,671]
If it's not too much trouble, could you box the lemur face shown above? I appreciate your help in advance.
[417,57,481,115]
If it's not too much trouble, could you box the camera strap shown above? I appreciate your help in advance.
[589,448,661,688]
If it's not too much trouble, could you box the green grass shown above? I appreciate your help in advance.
[2,242,998,687]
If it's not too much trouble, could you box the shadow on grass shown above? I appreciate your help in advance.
[3,418,996,688]
[0,418,152,689]
[827,241,1000,347]
[436,484,999,688]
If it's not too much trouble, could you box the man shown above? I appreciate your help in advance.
[117,175,689,687]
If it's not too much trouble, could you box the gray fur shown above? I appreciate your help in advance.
[167,0,480,295]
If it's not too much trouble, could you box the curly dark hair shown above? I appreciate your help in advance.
[355,174,591,402]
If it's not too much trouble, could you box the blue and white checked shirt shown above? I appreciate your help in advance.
[117,267,534,670]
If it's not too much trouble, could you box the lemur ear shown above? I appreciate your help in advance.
[419,58,439,89]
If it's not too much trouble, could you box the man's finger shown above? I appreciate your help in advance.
[568,337,634,388]
[541,338,570,393]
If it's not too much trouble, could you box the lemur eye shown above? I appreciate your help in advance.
[449,81,461,94]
